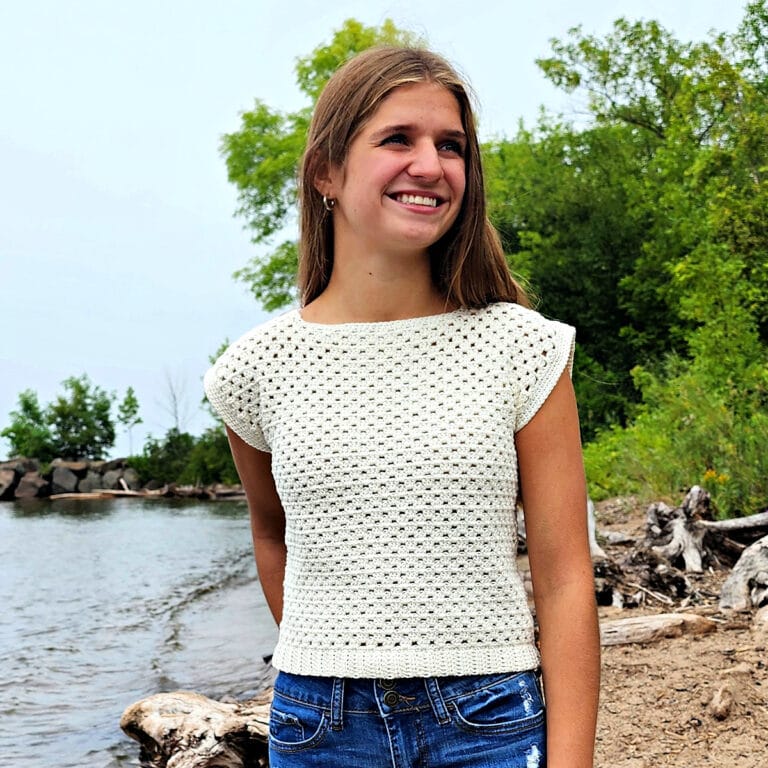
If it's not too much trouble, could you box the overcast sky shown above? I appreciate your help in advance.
[0,0,749,458]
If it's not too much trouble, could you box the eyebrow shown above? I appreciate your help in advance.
[369,124,467,142]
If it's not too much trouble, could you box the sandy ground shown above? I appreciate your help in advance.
[591,498,768,768]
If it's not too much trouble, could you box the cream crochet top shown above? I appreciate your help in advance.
[204,302,575,678]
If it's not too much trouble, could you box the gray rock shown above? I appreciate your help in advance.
[1,457,39,474]
[52,466,79,494]
[102,458,126,472]
[78,471,104,493]
[122,467,141,491]
[15,471,49,499]
[50,459,89,476]
[102,469,123,490]
[0,468,19,500]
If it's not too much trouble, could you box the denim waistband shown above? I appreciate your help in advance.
[272,670,541,729]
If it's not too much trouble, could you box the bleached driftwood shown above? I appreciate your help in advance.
[719,534,768,612]
[120,689,271,768]
[701,511,768,540]
[646,486,714,572]
[599,612,717,646]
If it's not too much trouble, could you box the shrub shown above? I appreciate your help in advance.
[129,426,238,486]
[584,361,768,517]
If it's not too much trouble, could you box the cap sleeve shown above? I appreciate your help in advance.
[203,333,271,453]
[512,314,576,433]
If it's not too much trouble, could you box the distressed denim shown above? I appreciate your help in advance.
[268,669,546,767]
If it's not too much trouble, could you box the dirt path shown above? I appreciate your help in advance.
[593,499,768,767]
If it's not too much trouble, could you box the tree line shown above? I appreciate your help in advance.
[1,375,237,486]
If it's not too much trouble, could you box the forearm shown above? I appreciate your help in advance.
[224,429,287,627]
[536,572,600,768]
[252,534,286,626]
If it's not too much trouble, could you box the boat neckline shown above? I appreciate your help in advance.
[292,306,472,330]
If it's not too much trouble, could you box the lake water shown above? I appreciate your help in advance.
[0,497,278,768]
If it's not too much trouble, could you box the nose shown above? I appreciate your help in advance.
[407,140,443,181]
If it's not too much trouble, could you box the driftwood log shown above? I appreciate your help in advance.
[599,612,717,646]
[719,534,768,611]
[594,487,768,610]
[120,689,271,768]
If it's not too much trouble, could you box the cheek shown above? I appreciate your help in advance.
[452,170,467,208]
[449,162,467,199]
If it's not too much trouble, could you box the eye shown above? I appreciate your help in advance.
[380,133,408,146]
[439,140,465,156]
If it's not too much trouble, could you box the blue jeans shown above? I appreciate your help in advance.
[268,670,546,767]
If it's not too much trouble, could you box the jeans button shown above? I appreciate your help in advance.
[383,691,400,706]
[380,678,396,689]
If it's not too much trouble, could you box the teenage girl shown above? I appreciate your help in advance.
[205,46,600,768]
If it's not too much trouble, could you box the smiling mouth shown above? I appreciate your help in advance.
[390,193,443,208]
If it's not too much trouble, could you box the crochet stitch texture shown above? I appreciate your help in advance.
[204,302,575,678]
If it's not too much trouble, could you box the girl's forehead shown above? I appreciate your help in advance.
[364,82,463,126]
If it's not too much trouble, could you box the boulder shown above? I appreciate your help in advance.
[89,460,107,474]
[102,469,123,490]
[51,466,79,494]
[77,470,104,493]
[102,458,126,472]
[50,459,89,476]
[0,468,19,500]
[15,471,49,499]
[1,457,39,474]
[122,468,141,491]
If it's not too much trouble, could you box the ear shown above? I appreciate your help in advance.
[313,157,340,198]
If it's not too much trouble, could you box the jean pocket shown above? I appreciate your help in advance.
[450,671,545,735]
[269,697,330,753]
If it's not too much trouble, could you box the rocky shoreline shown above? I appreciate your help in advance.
[0,457,244,501]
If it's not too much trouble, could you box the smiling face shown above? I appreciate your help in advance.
[316,81,467,263]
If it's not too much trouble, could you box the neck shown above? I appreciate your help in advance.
[303,248,450,324]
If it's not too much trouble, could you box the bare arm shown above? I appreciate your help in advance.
[226,426,286,625]
[516,369,600,768]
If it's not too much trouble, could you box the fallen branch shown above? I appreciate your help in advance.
[599,613,717,647]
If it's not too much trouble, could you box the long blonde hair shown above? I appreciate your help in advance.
[298,46,529,308]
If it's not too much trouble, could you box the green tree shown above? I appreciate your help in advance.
[534,5,768,350]
[130,426,239,486]
[131,428,196,485]
[483,121,651,436]
[1,390,56,461]
[117,386,142,455]
[220,18,418,310]
[481,2,768,440]
[47,375,116,459]
[537,3,768,515]
[185,427,239,486]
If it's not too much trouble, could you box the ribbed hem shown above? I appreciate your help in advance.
[271,642,541,679]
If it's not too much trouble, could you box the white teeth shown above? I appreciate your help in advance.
[395,193,438,207]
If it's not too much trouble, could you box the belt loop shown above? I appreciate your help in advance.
[424,677,450,725]
[330,677,344,731]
